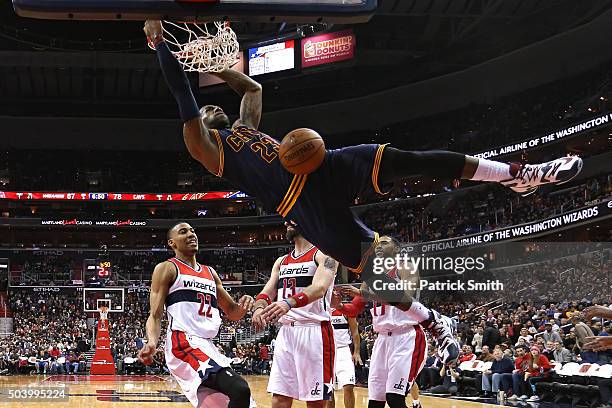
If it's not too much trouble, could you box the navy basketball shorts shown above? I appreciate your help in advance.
[285,144,391,272]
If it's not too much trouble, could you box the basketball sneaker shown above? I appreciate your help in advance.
[501,156,583,196]
[412,401,422,408]
[423,310,459,365]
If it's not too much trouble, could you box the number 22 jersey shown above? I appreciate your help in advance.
[165,257,221,339]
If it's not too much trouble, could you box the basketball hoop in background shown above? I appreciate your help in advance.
[150,21,240,73]
[99,306,109,322]
[98,306,108,329]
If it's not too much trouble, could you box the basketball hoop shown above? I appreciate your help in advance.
[150,21,240,73]
[99,306,109,321]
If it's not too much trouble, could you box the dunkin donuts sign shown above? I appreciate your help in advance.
[302,29,355,68]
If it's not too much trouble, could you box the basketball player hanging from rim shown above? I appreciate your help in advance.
[144,20,583,365]
[138,222,256,408]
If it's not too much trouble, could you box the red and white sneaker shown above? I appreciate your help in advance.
[501,156,583,196]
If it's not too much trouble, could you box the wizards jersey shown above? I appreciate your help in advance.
[371,267,419,332]
[276,246,333,324]
[331,309,352,347]
[165,258,221,339]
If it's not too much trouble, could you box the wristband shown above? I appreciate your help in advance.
[252,306,265,313]
[283,299,293,310]
[290,292,310,308]
[255,293,272,305]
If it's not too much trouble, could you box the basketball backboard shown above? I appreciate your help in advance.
[83,287,125,312]
[12,0,377,23]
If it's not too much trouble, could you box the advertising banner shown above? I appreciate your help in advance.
[0,191,248,202]
[407,199,612,254]
[302,29,355,68]
[473,112,612,159]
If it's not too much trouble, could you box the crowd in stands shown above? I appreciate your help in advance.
[0,291,90,374]
[358,174,611,243]
[414,243,611,307]
[409,302,611,403]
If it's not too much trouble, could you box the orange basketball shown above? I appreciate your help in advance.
[279,128,326,175]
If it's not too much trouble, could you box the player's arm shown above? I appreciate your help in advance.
[251,256,282,332]
[584,336,612,351]
[584,305,612,320]
[139,261,175,364]
[348,317,363,365]
[336,282,368,317]
[262,252,338,323]
[144,20,221,175]
[211,268,254,321]
[213,69,263,129]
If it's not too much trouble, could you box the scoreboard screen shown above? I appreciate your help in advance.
[248,40,295,76]
[83,258,112,283]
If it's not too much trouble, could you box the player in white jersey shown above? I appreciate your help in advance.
[338,236,428,408]
[327,292,362,408]
[251,221,338,408]
[138,222,255,408]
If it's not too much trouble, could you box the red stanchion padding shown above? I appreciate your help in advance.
[90,307,116,375]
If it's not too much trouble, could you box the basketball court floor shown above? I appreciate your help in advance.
[0,375,502,407]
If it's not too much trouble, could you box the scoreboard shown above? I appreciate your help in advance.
[84,258,112,282]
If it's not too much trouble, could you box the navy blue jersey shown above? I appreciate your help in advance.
[210,125,390,271]
[209,126,293,212]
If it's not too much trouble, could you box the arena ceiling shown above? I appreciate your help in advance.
[0,0,610,118]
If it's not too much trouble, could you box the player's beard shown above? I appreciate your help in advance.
[286,228,300,242]
[210,114,230,129]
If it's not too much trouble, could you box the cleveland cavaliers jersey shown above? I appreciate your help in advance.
[331,309,351,347]
[277,246,332,324]
[165,258,221,339]
[371,266,419,332]
[210,126,293,213]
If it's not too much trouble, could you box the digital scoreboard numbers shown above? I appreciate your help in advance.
[97,260,112,278]
[83,258,112,283]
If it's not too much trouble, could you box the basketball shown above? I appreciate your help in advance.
[279,128,326,175]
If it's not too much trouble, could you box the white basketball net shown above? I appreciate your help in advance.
[99,307,109,321]
[152,21,240,73]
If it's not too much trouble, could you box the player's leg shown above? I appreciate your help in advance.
[410,383,421,408]
[272,394,294,408]
[383,330,423,408]
[267,326,300,401]
[326,392,335,408]
[201,367,252,408]
[335,346,356,408]
[378,146,582,196]
[386,393,408,408]
[368,335,389,408]
[306,401,327,408]
[343,385,356,408]
[327,392,336,408]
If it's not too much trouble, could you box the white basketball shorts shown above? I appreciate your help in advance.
[267,321,335,401]
[368,325,427,401]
